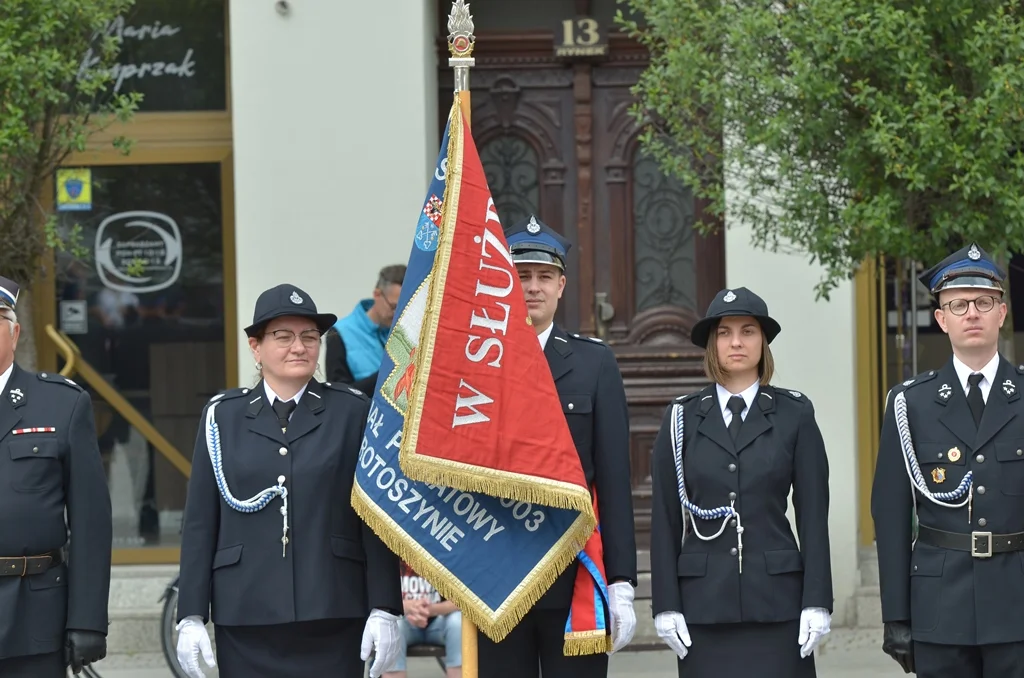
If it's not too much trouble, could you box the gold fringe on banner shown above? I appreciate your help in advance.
[563,630,613,656]
[398,94,598,527]
[351,482,592,644]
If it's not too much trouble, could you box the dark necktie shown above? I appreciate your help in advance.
[967,373,985,428]
[272,399,297,432]
[727,395,746,440]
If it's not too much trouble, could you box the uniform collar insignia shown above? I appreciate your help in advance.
[8,387,24,407]
[938,383,952,402]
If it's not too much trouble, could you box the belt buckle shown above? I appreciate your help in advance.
[18,556,27,577]
[972,531,993,558]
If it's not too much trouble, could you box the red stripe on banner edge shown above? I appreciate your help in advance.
[350,481,593,644]
[397,95,597,524]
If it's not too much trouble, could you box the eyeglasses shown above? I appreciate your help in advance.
[268,329,322,348]
[942,295,1001,316]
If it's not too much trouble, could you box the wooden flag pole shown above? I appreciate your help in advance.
[447,1,477,676]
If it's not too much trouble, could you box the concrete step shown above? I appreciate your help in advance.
[859,546,879,587]
[852,585,882,629]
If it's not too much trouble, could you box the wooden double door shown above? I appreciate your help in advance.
[438,34,726,547]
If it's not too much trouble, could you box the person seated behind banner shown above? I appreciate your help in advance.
[325,264,405,394]
[383,562,462,678]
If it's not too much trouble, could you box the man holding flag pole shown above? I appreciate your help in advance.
[350,2,637,677]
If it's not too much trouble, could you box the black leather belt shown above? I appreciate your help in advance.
[0,550,64,576]
[917,524,1024,558]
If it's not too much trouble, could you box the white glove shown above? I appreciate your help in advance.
[797,606,831,658]
[655,611,692,660]
[175,615,216,678]
[360,608,402,677]
[607,582,637,654]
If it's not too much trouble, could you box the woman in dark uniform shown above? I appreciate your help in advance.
[649,287,833,678]
[174,283,404,678]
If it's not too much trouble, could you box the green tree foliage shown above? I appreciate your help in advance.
[0,0,140,285]
[618,1,1024,302]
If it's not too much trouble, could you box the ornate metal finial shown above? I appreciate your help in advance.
[447,0,475,92]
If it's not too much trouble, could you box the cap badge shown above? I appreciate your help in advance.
[290,291,303,305]
[723,290,736,303]
[527,216,541,234]
[947,447,961,462]
[931,467,946,484]
[968,244,981,260]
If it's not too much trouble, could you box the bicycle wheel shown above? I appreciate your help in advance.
[160,578,191,678]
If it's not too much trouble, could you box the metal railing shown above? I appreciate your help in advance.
[44,324,192,478]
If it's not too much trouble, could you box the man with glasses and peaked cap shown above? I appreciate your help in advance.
[475,215,638,678]
[872,242,1024,677]
[0,275,112,677]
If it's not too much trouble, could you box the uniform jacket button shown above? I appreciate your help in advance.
[279,447,288,456]
[568,403,574,410]
[976,454,985,463]
[978,518,988,527]
[977,486,986,495]
[728,463,737,472]
[729,492,737,500]
[730,547,738,556]
[32,447,38,454]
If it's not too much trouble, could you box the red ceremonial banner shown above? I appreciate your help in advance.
[400,103,593,514]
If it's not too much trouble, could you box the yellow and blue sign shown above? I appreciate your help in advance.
[56,168,92,212]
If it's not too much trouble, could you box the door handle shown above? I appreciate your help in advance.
[594,292,615,340]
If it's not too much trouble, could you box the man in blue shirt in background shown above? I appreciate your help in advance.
[325,264,405,393]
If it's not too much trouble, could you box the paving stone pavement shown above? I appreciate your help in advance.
[87,631,908,677]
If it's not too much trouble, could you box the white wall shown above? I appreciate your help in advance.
[229,0,438,383]
[724,220,859,625]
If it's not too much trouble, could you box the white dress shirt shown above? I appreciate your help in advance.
[536,323,554,350]
[263,380,307,419]
[0,362,14,396]
[716,381,760,427]
[952,352,999,404]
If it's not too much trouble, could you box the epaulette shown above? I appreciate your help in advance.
[207,387,252,404]
[38,371,82,391]
[776,388,811,405]
[895,369,938,393]
[569,332,605,345]
[324,381,370,400]
[673,391,702,404]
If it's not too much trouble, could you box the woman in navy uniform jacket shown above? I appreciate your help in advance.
[649,287,833,678]
[174,284,403,678]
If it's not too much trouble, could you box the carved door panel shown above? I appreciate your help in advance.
[439,67,583,330]
[591,64,726,548]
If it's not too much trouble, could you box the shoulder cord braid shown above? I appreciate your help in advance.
[206,402,290,557]
[670,403,745,573]
[894,391,972,517]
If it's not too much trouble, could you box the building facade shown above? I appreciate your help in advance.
[32,0,905,632]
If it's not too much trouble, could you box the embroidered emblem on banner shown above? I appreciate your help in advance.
[424,195,444,226]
